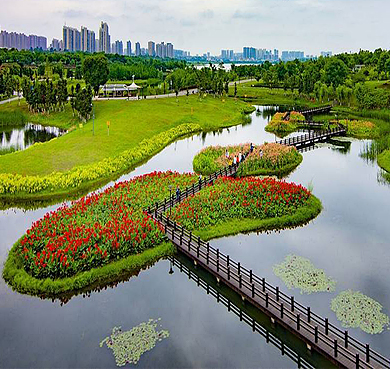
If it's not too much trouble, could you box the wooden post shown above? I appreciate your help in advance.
[276,287,279,301]
[227,255,230,268]
[325,318,329,335]
[207,242,210,254]
[266,293,269,308]
[207,252,209,265]
[315,326,318,343]
[297,314,300,330]
[238,262,241,274]
[189,232,192,243]
[356,354,359,369]
[281,303,284,319]
[251,284,255,298]
[334,339,338,358]
[228,300,231,311]
[262,277,265,292]
[366,344,370,363]
[252,318,255,332]
[180,232,183,245]
[250,269,252,283]
[291,296,294,312]
[307,306,311,323]
[217,258,219,272]
[197,246,199,258]
[228,266,230,280]
[239,274,242,289]
[344,331,348,348]
[198,236,201,246]
[217,248,219,260]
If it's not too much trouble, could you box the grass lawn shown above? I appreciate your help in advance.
[228,82,321,107]
[0,95,252,177]
[378,150,390,173]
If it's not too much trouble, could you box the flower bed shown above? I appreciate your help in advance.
[3,172,198,293]
[265,111,305,134]
[168,177,321,237]
[193,143,302,177]
[339,119,379,138]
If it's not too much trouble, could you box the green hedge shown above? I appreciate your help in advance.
[0,123,202,198]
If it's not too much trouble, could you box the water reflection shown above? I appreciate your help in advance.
[0,123,66,154]
[169,253,335,369]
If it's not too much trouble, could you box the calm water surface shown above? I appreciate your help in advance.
[0,123,65,153]
[0,106,389,368]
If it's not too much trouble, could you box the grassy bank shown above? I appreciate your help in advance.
[0,96,253,201]
[378,150,390,173]
[229,82,321,107]
[195,195,322,241]
[3,240,175,299]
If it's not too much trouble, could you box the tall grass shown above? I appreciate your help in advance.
[0,111,27,126]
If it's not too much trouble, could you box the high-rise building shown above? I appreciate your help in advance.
[99,21,110,53]
[135,42,141,56]
[0,29,47,50]
[126,41,132,56]
[167,43,174,58]
[221,50,234,60]
[50,38,61,51]
[81,26,96,53]
[281,50,305,62]
[243,47,256,60]
[63,26,81,52]
[274,49,279,61]
[112,40,123,55]
[320,51,332,57]
[148,41,155,57]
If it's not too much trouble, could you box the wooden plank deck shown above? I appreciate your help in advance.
[145,157,390,369]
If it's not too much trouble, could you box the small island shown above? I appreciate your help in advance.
[193,142,303,177]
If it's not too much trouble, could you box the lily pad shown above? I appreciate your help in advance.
[273,254,336,294]
[100,319,170,366]
[331,290,390,334]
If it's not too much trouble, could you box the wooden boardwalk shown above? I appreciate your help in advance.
[299,105,333,115]
[145,161,390,369]
[169,253,320,369]
[276,126,347,149]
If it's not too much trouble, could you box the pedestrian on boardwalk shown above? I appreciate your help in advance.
[225,149,229,158]
[239,152,242,162]
[260,149,263,159]
[250,143,254,153]
[199,174,202,187]
[176,186,181,202]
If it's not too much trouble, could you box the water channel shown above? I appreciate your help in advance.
[0,106,389,368]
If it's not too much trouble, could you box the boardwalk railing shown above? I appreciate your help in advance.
[170,254,316,369]
[144,155,390,369]
[276,127,346,149]
[299,105,332,115]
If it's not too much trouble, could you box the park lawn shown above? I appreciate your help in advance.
[228,82,320,107]
[0,95,252,176]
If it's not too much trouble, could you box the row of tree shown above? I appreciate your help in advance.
[21,78,68,113]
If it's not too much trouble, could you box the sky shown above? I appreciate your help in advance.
[0,0,389,56]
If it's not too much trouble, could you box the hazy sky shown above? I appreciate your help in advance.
[1,0,389,55]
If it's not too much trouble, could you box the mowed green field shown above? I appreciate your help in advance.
[0,95,252,176]
[228,82,320,107]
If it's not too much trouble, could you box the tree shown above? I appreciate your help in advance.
[82,55,109,96]
[323,58,348,87]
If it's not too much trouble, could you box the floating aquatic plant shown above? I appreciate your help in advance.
[273,254,336,294]
[100,319,170,366]
[331,290,390,334]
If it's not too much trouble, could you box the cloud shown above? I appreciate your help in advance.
[232,10,258,19]
[199,9,214,19]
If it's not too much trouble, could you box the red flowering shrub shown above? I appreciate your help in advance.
[169,177,311,230]
[19,171,198,279]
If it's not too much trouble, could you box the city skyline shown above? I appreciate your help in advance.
[0,0,389,57]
